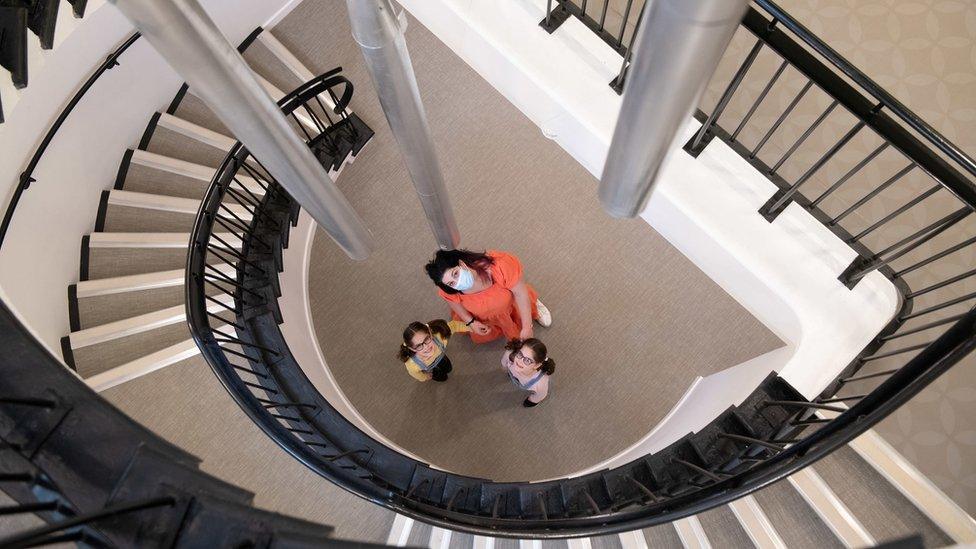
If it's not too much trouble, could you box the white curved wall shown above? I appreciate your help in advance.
[0,0,297,357]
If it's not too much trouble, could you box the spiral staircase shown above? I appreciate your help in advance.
[2,0,976,547]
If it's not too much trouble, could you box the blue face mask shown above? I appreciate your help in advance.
[454,267,475,291]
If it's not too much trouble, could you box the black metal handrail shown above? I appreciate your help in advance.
[186,74,976,537]
[0,32,141,251]
[753,0,976,182]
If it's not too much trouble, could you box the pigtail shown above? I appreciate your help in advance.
[428,319,451,341]
[541,357,555,375]
[397,342,415,362]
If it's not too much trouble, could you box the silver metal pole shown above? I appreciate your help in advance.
[599,0,749,218]
[346,0,460,250]
[107,0,373,260]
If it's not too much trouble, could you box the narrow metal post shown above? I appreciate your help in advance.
[107,0,372,260]
[686,39,764,155]
[346,0,460,249]
[599,0,749,218]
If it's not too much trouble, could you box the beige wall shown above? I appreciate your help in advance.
[698,1,976,514]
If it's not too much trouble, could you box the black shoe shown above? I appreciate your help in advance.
[523,398,539,408]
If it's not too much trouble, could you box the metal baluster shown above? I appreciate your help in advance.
[616,0,635,46]
[610,45,634,94]
[687,40,764,155]
[861,342,931,362]
[224,347,263,363]
[204,273,264,301]
[204,294,241,315]
[767,100,838,174]
[750,81,813,159]
[830,164,915,225]
[761,400,847,412]
[817,395,866,404]
[240,379,277,393]
[625,476,659,501]
[598,0,609,30]
[0,497,175,549]
[761,120,865,218]
[842,207,970,284]
[227,358,267,377]
[811,143,889,208]
[731,60,788,141]
[263,402,319,410]
[894,235,976,278]
[908,268,976,299]
[872,207,970,258]
[902,291,976,321]
[718,433,784,451]
[839,368,898,384]
[671,458,723,481]
[583,489,601,513]
[851,185,941,241]
[882,312,967,341]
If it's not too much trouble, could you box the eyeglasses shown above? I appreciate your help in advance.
[412,335,432,351]
[513,350,536,366]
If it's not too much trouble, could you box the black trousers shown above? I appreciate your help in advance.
[431,355,453,382]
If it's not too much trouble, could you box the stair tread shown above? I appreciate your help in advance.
[695,504,753,548]
[813,445,953,547]
[85,337,201,391]
[69,293,233,349]
[753,477,844,549]
[641,524,683,549]
[147,118,232,168]
[172,91,231,135]
[73,265,234,329]
[102,191,250,233]
[88,232,240,247]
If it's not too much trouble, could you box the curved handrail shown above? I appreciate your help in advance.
[0,32,141,251]
[753,0,976,188]
[185,72,976,537]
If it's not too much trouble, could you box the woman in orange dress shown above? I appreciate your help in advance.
[424,249,552,344]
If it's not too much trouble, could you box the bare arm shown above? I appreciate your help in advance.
[510,279,533,339]
[447,300,490,335]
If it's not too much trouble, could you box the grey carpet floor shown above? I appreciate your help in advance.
[274,1,784,481]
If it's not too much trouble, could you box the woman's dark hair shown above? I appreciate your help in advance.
[424,249,494,294]
[397,320,452,362]
[504,338,555,375]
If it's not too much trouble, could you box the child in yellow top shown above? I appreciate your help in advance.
[397,319,471,382]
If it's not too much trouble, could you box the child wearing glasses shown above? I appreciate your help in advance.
[398,319,471,382]
[502,338,555,407]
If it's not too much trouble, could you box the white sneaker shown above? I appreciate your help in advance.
[535,299,552,328]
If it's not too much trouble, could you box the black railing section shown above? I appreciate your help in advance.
[186,68,976,537]
[0,32,141,251]
[681,0,976,396]
[1,0,91,112]
[539,0,646,93]
[0,300,342,547]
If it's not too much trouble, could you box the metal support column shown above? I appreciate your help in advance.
[347,0,460,249]
[107,0,373,260]
[599,0,749,218]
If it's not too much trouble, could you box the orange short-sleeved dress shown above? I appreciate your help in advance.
[437,250,539,343]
